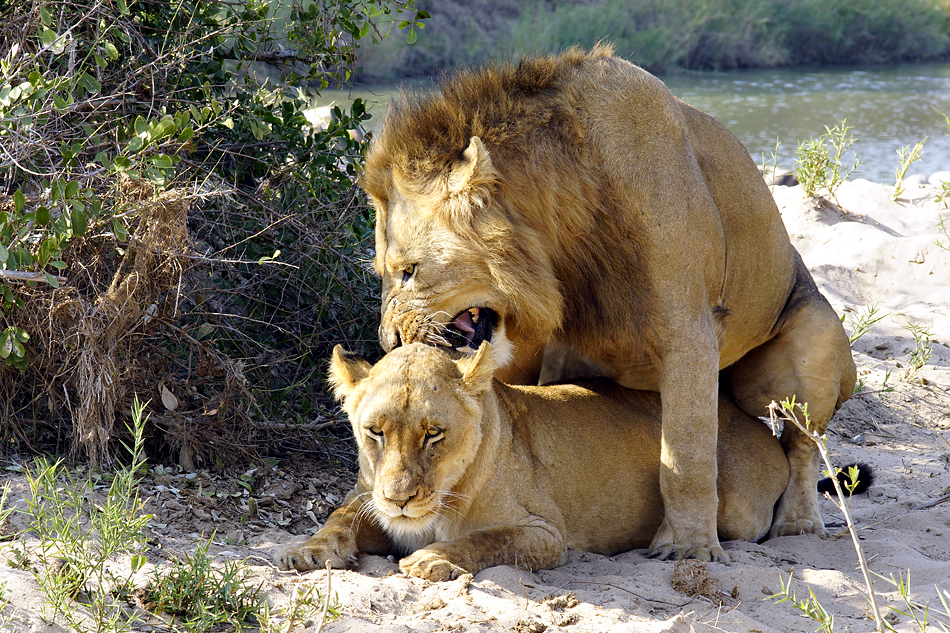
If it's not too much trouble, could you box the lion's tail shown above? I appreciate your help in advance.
[817,463,874,496]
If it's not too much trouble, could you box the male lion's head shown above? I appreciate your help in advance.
[362,131,564,371]
[328,342,495,546]
[359,60,584,370]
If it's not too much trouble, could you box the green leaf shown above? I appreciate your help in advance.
[145,167,166,186]
[94,53,108,69]
[131,554,146,572]
[64,180,79,199]
[113,156,131,171]
[40,28,57,48]
[71,208,87,237]
[103,41,119,60]
[13,190,24,213]
[14,328,29,343]
[134,116,147,136]
[43,272,59,289]
[0,245,7,263]
[0,330,11,359]
[152,154,174,169]
[50,260,67,270]
[80,73,101,95]
[117,0,129,15]
[36,206,50,225]
[125,136,144,154]
[179,126,194,142]
[406,27,417,45]
[113,218,128,242]
[39,6,51,25]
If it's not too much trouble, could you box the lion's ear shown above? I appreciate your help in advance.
[328,345,372,401]
[446,136,498,201]
[456,342,495,396]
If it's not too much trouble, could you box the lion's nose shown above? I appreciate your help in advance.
[383,488,418,509]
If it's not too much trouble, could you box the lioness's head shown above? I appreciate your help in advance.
[328,342,495,544]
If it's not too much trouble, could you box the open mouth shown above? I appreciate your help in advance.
[443,307,498,351]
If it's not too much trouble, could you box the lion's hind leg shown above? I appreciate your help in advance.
[721,259,856,539]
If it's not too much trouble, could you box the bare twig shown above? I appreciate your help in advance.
[0,270,67,284]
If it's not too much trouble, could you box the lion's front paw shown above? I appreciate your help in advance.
[275,538,357,572]
[768,517,828,539]
[400,549,468,581]
[648,521,731,563]
[648,542,731,563]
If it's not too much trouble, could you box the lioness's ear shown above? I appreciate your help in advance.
[446,136,498,201]
[456,342,495,396]
[328,345,372,401]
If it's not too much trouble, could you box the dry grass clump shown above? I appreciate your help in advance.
[0,183,260,465]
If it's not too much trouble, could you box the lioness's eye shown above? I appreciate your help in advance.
[367,426,383,439]
[402,264,415,284]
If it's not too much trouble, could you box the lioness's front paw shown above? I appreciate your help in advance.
[400,550,468,581]
[275,539,357,572]
[648,543,731,563]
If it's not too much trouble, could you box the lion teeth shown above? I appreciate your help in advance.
[469,308,479,324]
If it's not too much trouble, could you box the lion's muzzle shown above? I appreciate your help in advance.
[380,324,401,352]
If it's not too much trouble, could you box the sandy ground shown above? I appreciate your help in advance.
[1,178,949,632]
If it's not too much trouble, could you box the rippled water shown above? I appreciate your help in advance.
[318,63,950,183]
[664,64,950,183]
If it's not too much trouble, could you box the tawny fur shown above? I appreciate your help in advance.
[274,343,789,580]
[362,45,856,559]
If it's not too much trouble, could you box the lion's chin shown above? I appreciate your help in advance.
[375,508,439,550]
[443,307,498,352]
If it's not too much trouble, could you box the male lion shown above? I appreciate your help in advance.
[275,343,791,578]
[360,45,856,560]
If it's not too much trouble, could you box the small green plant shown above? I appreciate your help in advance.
[873,571,950,631]
[938,215,950,250]
[893,139,926,200]
[795,119,861,205]
[902,322,933,382]
[760,137,782,185]
[938,185,950,210]
[768,398,885,631]
[258,565,340,633]
[767,399,950,632]
[845,305,888,345]
[20,396,152,633]
[0,580,10,629]
[770,571,836,633]
[141,536,264,633]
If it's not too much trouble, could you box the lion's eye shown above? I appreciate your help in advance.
[367,426,384,440]
[424,427,443,445]
[402,264,415,284]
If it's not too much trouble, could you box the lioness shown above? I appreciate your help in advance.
[275,343,790,579]
[360,45,856,560]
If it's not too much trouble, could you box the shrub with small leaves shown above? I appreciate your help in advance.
[0,0,428,461]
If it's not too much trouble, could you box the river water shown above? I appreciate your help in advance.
[317,63,950,184]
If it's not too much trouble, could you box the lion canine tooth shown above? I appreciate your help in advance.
[469,308,479,323]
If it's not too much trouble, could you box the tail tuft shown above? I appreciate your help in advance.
[817,463,874,496]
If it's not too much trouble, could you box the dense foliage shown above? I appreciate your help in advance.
[358,0,950,78]
[0,0,425,463]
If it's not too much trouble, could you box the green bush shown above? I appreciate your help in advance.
[0,0,426,464]
[356,0,950,78]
